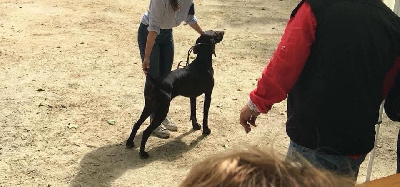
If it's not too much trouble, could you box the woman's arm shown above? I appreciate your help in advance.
[185,4,203,35]
[189,23,204,35]
[142,31,158,74]
[143,0,166,74]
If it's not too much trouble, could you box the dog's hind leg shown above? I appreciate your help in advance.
[190,97,201,130]
[202,92,212,135]
[126,106,152,149]
[139,104,169,159]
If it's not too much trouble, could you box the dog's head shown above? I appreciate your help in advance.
[193,30,224,55]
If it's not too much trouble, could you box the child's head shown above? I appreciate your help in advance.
[180,148,354,187]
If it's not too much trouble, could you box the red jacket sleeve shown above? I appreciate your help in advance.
[382,56,400,98]
[250,2,317,113]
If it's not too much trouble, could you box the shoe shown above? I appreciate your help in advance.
[162,116,178,131]
[152,124,170,139]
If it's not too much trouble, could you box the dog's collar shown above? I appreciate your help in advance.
[194,42,217,57]
[195,41,215,46]
[176,42,216,69]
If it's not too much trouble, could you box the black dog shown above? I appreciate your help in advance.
[126,30,224,159]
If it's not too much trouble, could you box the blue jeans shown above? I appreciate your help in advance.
[286,140,366,179]
[137,23,174,94]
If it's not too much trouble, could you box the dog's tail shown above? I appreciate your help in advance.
[146,74,157,85]
[144,73,160,98]
[145,70,161,89]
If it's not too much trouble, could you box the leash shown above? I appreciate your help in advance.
[177,46,194,69]
[176,42,216,69]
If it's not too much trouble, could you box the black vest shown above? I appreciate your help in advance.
[287,0,400,155]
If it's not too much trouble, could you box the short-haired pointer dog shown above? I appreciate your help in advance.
[126,30,225,159]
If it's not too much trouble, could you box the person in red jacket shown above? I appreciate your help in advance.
[240,0,400,179]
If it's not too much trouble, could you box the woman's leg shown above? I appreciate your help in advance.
[159,29,174,76]
[158,29,177,131]
[137,23,170,138]
[138,23,161,93]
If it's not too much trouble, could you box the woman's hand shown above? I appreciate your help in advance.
[142,58,150,74]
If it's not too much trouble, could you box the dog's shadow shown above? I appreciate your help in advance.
[70,130,204,187]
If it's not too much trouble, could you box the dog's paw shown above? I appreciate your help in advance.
[202,128,211,136]
[126,141,135,149]
[139,151,150,159]
[192,123,201,130]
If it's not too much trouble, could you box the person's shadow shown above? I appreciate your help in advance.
[70,130,205,187]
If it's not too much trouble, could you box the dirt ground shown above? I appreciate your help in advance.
[1,0,399,186]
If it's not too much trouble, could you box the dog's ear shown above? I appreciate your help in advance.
[213,31,224,43]
[202,30,224,44]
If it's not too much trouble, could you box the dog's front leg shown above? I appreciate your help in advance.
[126,106,152,149]
[190,97,201,130]
[202,92,212,135]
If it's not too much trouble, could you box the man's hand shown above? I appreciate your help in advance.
[239,104,260,133]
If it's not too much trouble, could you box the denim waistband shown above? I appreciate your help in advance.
[140,23,172,33]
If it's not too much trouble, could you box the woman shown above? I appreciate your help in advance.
[138,0,204,138]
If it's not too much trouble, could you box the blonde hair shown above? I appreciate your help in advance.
[180,148,355,187]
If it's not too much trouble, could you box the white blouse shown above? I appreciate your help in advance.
[140,0,198,34]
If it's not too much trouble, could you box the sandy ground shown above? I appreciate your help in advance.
[1,0,399,186]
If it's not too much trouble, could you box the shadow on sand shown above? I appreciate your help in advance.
[70,130,205,187]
